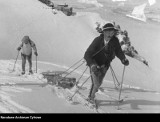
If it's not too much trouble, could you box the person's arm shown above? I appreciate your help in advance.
[114,38,129,66]
[84,37,99,67]
[30,40,38,56]
[17,43,23,51]
[30,41,36,51]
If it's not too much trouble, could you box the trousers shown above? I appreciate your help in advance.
[21,53,32,72]
[89,65,109,99]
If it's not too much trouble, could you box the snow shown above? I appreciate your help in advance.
[148,0,156,6]
[0,0,160,114]
[77,0,103,7]
[112,0,127,2]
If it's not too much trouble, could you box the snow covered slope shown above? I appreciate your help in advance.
[0,0,160,114]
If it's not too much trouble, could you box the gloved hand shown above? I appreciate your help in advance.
[90,64,98,72]
[122,58,129,66]
[17,47,21,51]
[34,52,38,56]
[143,60,148,66]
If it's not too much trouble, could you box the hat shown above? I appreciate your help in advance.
[102,23,118,32]
[22,36,29,43]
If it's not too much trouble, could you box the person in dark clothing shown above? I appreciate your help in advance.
[84,23,129,103]
[17,36,38,75]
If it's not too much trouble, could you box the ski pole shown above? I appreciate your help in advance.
[117,65,126,110]
[36,55,37,73]
[68,75,91,101]
[12,51,20,72]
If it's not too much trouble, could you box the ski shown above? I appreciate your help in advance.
[66,89,105,113]
[104,94,124,103]
[76,92,104,113]
[85,99,99,112]
[97,90,126,103]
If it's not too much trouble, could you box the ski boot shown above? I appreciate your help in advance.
[86,97,97,110]
[21,71,25,75]
[29,70,33,75]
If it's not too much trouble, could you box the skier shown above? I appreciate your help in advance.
[17,36,38,75]
[84,23,129,104]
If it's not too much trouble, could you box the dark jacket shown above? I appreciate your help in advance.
[84,34,126,67]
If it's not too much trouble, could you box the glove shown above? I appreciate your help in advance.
[34,52,38,56]
[122,58,129,66]
[90,64,98,72]
[17,47,21,51]
[143,60,148,66]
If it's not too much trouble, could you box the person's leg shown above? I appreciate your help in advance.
[98,66,109,88]
[21,53,26,74]
[89,66,108,101]
[88,73,94,99]
[27,53,33,74]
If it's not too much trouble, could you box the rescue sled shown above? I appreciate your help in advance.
[42,71,76,89]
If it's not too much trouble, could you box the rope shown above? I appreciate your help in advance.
[69,75,91,100]
[92,44,107,57]
[110,66,118,88]
[62,58,84,75]
[58,61,85,82]
[110,65,120,88]
[76,66,88,86]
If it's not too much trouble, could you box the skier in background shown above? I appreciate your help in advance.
[17,36,38,75]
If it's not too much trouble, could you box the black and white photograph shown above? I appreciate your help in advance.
[0,0,160,115]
